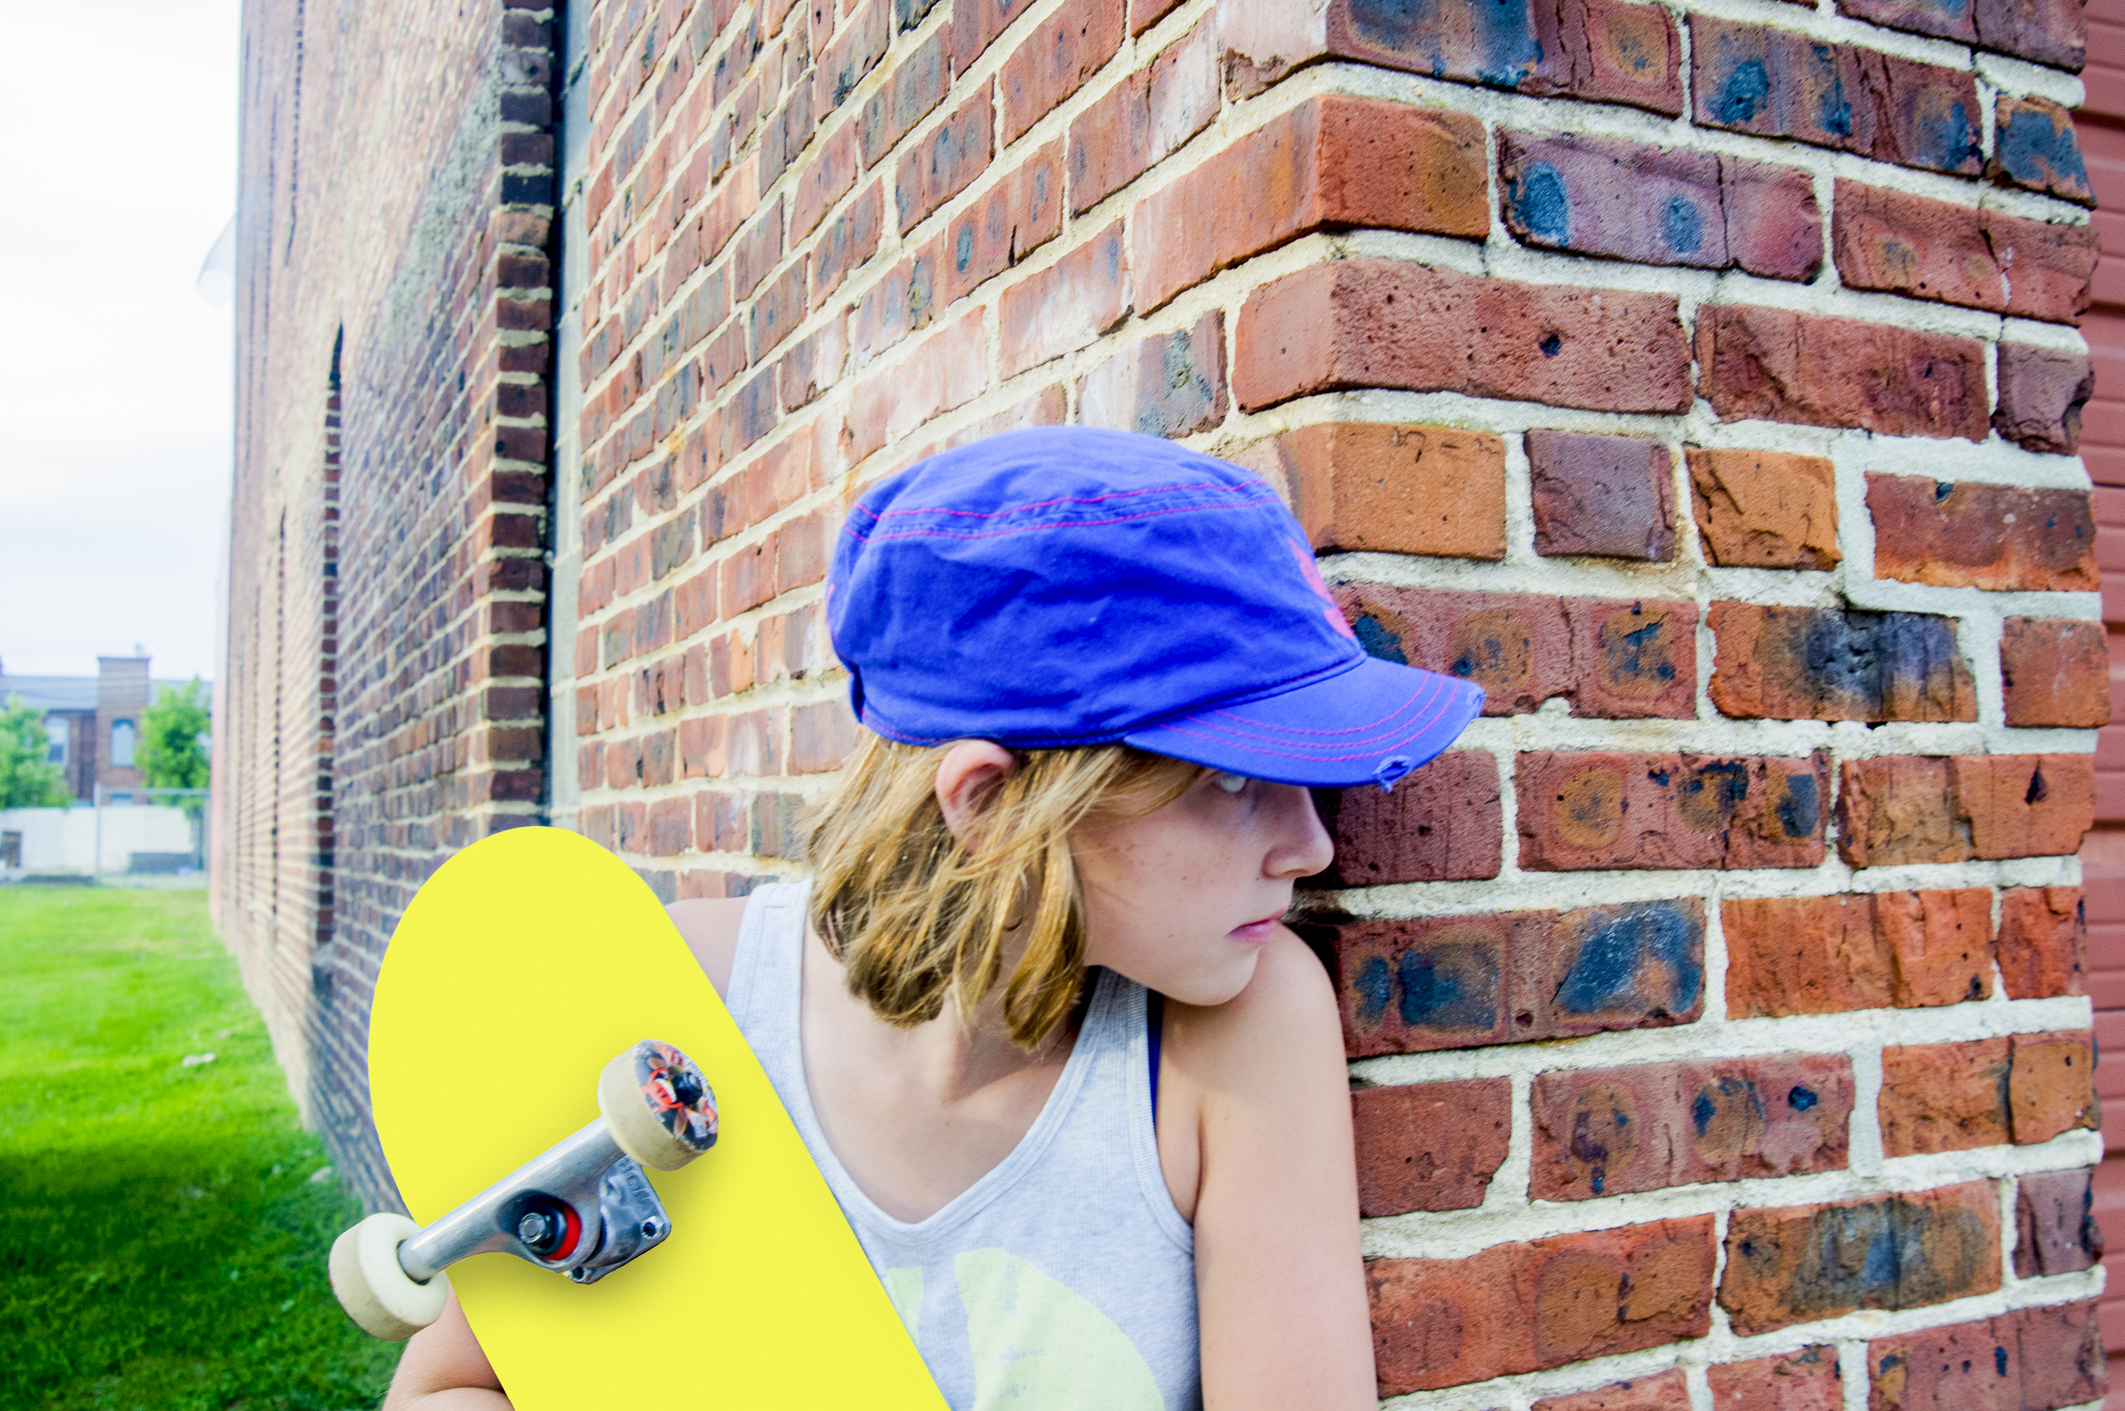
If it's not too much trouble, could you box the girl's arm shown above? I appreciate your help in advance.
[379,898,750,1408]
[1176,930,1377,1410]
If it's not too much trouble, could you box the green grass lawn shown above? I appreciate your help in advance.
[0,886,401,1410]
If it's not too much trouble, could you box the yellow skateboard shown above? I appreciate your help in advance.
[326,826,946,1410]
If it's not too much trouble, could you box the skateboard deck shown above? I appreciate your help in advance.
[368,825,947,1410]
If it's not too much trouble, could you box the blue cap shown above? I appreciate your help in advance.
[825,427,1483,789]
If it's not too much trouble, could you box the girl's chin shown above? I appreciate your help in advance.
[1156,949,1263,1008]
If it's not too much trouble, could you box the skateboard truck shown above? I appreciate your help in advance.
[329,1039,717,1340]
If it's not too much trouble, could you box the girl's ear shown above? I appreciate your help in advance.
[935,740,1017,849]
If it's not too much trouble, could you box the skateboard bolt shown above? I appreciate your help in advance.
[518,1210,554,1246]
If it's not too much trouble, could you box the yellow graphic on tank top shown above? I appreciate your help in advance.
[882,1266,925,1344]
[953,1248,1164,1410]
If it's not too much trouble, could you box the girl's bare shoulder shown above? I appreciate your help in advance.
[1172,930,1340,1075]
[666,897,751,994]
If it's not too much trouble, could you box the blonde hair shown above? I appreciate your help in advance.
[804,731,1199,1049]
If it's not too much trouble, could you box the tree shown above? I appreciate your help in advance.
[0,695,71,808]
[138,679,212,794]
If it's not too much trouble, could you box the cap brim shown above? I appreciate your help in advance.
[1122,656,1486,789]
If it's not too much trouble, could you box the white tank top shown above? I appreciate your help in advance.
[725,881,1202,1411]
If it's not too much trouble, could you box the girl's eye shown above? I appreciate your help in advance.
[1210,771,1248,795]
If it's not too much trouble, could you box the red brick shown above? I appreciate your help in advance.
[791,698,860,773]
[1319,897,1706,1056]
[869,304,987,445]
[1709,602,1975,724]
[1533,1371,1690,1411]
[1132,95,1488,315]
[1066,18,1217,212]
[1832,182,2095,325]
[1998,886,2087,998]
[1990,95,2095,207]
[1973,0,2087,69]
[2000,618,2108,728]
[951,0,1036,71]
[1525,430,1675,561]
[1222,0,1683,117]
[812,0,887,120]
[1836,0,1975,42]
[1708,1347,1843,1411]
[673,564,718,639]
[646,796,692,855]
[750,260,807,357]
[936,141,1063,305]
[1499,130,1820,281]
[1127,0,1180,34]
[693,785,746,848]
[1310,750,1501,885]
[1235,261,1690,415]
[789,121,856,243]
[1880,1031,2098,1153]
[760,86,818,191]
[701,317,751,399]
[1334,586,1695,719]
[1076,311,1224,440]
[1880,1038,2012,1154]
[998,0,1123,145]
[731,195,785,298]
[1687,448,1841,569]
[1523,0,1683,113]
[894,84,993,233]
[1837,754,2095,866]
[1516,750,1829,871]
[997,220,1131,376]
[1994,343,2094,454]
[1234,423,1507,562]
[1866,475,2097,590]
[1530,1054,1852,1199]
[1869,1301,2106,1411]
[1369,1216,1715,1395]
[2014,1168,2102,1277]
[944,382,1068,448]
[858,22,949,167]
[1695,305,1988,441]
[846,244,939,369]
[778,310,848,410]
[1690,18,1981,175]
[721,707,785,777]
[1718,1182,2000,1335]
[682,644,710,706]
[1351,1077,1510,1215]
[2010,1030,2099,1143]
[1880,889,1998,1005]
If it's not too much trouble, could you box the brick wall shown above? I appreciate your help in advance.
[218,0,561,1205]
[556,0,2109,1404]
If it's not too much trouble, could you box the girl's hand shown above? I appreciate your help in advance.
[1174,931,1378,1410]
[380,1287,511,1411]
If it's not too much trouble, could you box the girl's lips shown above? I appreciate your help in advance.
[1228,916,1280,943]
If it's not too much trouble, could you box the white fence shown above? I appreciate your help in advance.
[0,799,203,877]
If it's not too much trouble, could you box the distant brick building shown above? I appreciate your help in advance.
[0,654,196,802]
[224,0,2120,1403]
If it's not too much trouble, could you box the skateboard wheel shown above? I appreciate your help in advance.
[329,1213,449,1341]
[598,1039,718,1171]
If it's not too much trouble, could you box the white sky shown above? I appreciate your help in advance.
[0,0,240,683]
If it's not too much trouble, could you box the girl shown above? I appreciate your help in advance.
[384,427,1484,1410]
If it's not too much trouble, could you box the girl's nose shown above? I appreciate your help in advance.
[1264,783,1334,881]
